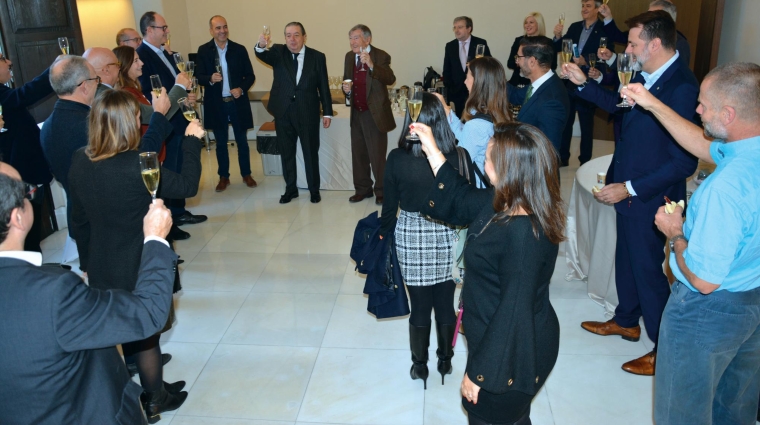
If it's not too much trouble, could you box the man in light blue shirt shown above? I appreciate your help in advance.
[625,62,760,425]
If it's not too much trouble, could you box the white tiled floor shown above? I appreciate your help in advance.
[42,138,681,424]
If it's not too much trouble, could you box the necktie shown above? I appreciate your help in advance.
[524,85,534,104]
[460,41,468,71]
[292,52,299,73]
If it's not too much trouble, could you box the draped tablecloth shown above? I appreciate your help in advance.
[565,154,618,316]
[295,105,406,190]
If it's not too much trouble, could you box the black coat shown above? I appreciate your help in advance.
[196,39,255,130]
[0,241,176,425]
[69,135,202,289]
[0,67,54,184]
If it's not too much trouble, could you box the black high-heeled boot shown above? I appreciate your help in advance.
[164,380,186,394]
[409,323,431,390]
[141,385,188,423]
[436,321,455,384]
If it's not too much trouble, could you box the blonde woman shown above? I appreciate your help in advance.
[507,13,556,86]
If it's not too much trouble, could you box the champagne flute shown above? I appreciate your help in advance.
[191,77,199,96]
[599,37,608,50]
[185,61,195,79]
[178,97,199,123]
[173,53,185,72]
[214,57,223,78]
[561,39,573,79]
[263,25,271,38]
[405,86,423,141]
[616,53,634,108]
[150,75,162,99]
[58,37,69,55]
[559,13,565,26]
[475,44,485,59]
[358,46,368,72]
[165,33,171,51]
[139,152,160,202]
[0,104,7,132]
[589,53,597,70]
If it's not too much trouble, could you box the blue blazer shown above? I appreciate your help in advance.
[576,59,699,217]
[136,43,188,135]
[508,73,570,152]
[553,20,608,71]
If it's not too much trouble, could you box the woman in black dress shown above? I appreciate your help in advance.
[69,90,205,423]
[507,12,556,88]
[381,92,475,389]
[414,121,565,425]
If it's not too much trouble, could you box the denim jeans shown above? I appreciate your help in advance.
[655,281,760,425]
[213,101,251,178]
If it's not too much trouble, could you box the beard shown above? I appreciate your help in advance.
[632,46,650,72]
[703,120,728,140]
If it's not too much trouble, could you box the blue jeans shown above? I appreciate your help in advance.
[655,281,760,425]
[213,101,251,178]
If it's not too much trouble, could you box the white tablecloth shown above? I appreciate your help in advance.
[565,154,618,316]
[295,105,407,190]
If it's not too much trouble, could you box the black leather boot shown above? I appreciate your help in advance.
[141,385,188,423]
[436,321,455,384]
[163,380,186,394]
[409,324,431,390]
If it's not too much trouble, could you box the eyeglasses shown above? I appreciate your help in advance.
[514,55,527,61]
[77,76,101,86]
[122,37,142,44]
[150,25,169,32]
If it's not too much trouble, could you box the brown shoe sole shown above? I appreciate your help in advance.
[580,323,641,342]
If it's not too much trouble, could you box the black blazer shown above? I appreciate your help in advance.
[443,35,491,97]
[0,241,176,425]
[69,136,202,289]
[196,39,255,130]
[40,99,90,193]
[255,44,333,122]
[553,20,608,66]
[0,67,54,184]
[506,35,557,86]
[136,42,188,135]
[508,73,570,152]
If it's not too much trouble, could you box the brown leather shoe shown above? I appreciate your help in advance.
[581,318,641,341]
[622,351,656,376]
[215,177,230,192]
[349,192,373,203]
[243,175,258,188]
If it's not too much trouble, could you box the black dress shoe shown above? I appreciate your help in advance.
[279,192,299,204]
[375,196,383,205]
[127,353,172,377]
[168,224,190,241]
[174,211,208,226]
[310,193,321,203]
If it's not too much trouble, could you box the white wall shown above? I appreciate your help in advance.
[717,0,760,66]
[78,0,137,49]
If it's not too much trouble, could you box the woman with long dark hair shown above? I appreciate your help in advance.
[414,120,564,425]
[381,92,475,389]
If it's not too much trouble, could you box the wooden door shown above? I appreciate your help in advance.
[0,0,85,122]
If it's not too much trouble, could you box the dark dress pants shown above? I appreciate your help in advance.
[560,93,595,165]
[213,101,251,178]
[276,104,321,195]
[613,212,671,347]
[162,132,186,217]
[351,109,387,197]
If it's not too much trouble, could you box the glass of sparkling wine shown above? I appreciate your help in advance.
[589,53,597,70]
[185,61,194,79]
[0,104,7,132]
[58,37,69,55]
[173,53,185,72]
[559,13,565,26]
[214,57,222,79]
[599,37,608,50]
[178,97,199,123]
[561,39,573,79]
[165,34,171,51]
[406,87,423,141]
[150,75,162,99]
[475,44,485,58]
[358,46,368,72]
[616,53,634,108]
[139,152,160,202]
[191,77,199,96]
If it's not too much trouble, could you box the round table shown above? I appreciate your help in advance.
[565,154,618,315]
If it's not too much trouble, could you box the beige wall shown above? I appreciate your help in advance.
[717,0,760,66]
[78,0,137,50]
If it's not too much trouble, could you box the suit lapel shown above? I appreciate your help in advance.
[283,46,298,85]
[298,47,311,87]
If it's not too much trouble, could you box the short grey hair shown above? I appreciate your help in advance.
[705,62,760,122]
[50,55,91,96]
[583,0,603,8]
[349,24,371,39]
[650,0,677,21]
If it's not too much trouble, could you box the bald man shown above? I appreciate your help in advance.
[116,28,142,48]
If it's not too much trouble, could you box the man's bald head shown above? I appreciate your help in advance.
[83,47,119,86]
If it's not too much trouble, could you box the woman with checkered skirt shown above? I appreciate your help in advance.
[379,92,475,390]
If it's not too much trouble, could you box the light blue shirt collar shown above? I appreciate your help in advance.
[640,51,679,90]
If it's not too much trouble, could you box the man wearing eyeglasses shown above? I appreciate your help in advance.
[0,53,55,253]
[116,28,143,49]
[137,11,207,240]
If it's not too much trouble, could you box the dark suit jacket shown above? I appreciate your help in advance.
[576,58,699,217]
[343,45,396,133]
[136,43,188,136]
[196,39,255,130]
[0,241,176,425]
[603,19,691,68]
[255,44,333,123]
[69,136,202,286]
[0,67,53,184]
[443,35,491,98]
[553,20,608,67]
[95,83,185,125]
[508,73,570,152]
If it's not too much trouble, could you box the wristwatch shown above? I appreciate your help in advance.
[669,234,688,251]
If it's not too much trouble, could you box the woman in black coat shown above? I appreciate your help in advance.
[507,12,557,87]
[413,121,565,425]
[69,90,205,423]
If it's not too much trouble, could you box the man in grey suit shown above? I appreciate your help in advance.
[0,163,177,425]
[255,22,333,204]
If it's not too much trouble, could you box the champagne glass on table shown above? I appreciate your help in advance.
[405,86,423,141]
[139,152,160,202]
[185,61,195,79]
[58,37,69,55]
[560,39,573,79]
[173,53,185,72]
[150,75,162,99]
[0,104,7,132]
[616,53,635,108]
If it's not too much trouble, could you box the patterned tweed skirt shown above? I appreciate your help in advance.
[394,210,456,286]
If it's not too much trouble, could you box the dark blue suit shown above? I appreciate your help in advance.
[576,57,698,345]
[136,42,189,216]
[508,73,570,154]
[553,20,608,164]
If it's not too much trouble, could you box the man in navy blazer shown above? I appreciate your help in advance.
[552,0,609,166]
[255,22,333,204]
[196,15,257,193]
[0,164,177,425]
[137,11,206,239]
[508,37,569,155]
[563,10,698,376]
[443,16,491,116]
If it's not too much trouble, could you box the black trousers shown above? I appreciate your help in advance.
[351,109,387,197]
[276,104,321,195]
[468,407,531,425]
[559,94,596,165]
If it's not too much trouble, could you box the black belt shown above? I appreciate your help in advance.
[222,96,234,102]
